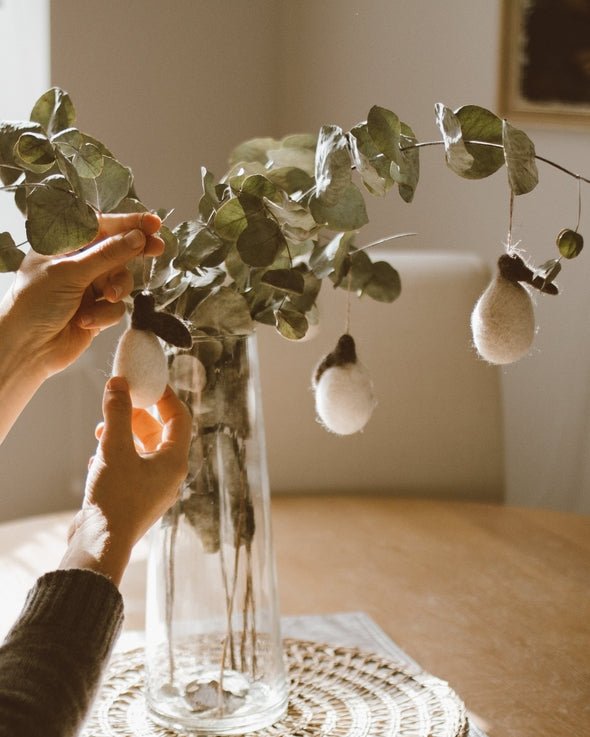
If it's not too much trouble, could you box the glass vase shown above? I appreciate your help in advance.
[145,332,288,735]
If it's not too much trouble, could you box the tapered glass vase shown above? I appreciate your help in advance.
[145,333,288,734]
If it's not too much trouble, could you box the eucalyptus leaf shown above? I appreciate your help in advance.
[266,166,315,197]
[314,125,352,206]
[30,88,75,137]
[213,193,261,241]
[261,268,305,295]
[53,127,114,159]
[14,183,27,216]
[72,142,104,178]
[224,243,251,290]
[309,231,354,278]
[237,215,286,267]
[228,137,280,166]
[533,258,561,284]
[201,167,219,204]
[111,197,148,214]
[309,183,368,231]
[177,226,229,271]
[434,103,474,176]
[393,122,420,202]
[281,133,317,150]
[556,228,583,259]
[348,124,393,197]
[332,249,373,292]
[455,105,504,179]
[264,197,318,240]
[502,120,539,195]
[367,105,401,161]
[190,287,253,335]
[275,308,308,340]
[79,155,132,211]
[0,232,24,272]
[155,223,179,264]
[14,132,55,173]
[240,174,279,201]
[198,193,215,221]
[253,305,277,326]
[0,121,44,184]
[54,147,84,199]
[51,127,83,157]
[362,260,402,302]
[267,146,315,176]
[25,175,98,254]
[287,268,322,312]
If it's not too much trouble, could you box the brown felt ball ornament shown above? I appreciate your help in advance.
[112,293,193,408]
[312,333,376,435]
[471,254,536,365]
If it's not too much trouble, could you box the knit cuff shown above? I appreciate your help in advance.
[7,569,124,660]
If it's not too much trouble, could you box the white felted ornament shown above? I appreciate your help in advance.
[313,334,376,435]
[471,273,535,365]
[112,327,168,408]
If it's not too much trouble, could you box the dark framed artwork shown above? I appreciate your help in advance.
[499,0,590,126]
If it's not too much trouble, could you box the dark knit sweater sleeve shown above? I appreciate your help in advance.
[0,568,124,737]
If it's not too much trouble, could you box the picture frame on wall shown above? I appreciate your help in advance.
[499,0,590,127]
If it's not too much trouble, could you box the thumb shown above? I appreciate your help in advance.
[101,376,135,453]
[70,228,146,284]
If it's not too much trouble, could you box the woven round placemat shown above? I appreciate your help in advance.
[82,639,469,737]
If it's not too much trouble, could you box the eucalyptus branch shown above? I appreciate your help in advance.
[0,181,52,192]
[357,232,418,253]
[400,139,590,184]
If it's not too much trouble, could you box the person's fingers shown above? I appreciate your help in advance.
[156,386,192,454]
[76,299,126,331]
[100,376,135,454]
[69,229,147,283]
[131,408,163,452]
[144,234,165,257]
[95,213,164,257]
[95,422,105,441]
[92,267,134,303]
[96,212,162,239]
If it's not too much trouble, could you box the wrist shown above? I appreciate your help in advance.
[60,508,134,587]
[0,292,50,380]
[0,296,49,443]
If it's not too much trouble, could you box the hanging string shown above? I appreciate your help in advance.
[575,175,582,233]
[344,266,353,335]
[507,189,515,252]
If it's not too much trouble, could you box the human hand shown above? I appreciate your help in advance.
[61,377,191,585]
[0,212,164,380]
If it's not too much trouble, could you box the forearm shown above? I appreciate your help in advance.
[0,297,47,444]
[0,569,123,737]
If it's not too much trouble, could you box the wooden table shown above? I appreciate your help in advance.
[0,497,588,737]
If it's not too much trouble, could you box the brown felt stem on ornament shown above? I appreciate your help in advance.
[314,334,357,384]
[131,292,157,331]
[497,254,559,296]
[131,292,193,348]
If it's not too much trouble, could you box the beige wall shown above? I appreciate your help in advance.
[2,0,584,516]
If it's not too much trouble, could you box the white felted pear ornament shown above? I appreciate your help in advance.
[313,333,376,435]
[471,253,557,365]
[112,292,192,408]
